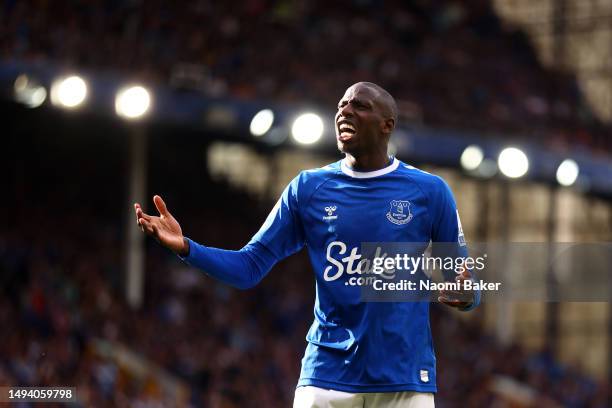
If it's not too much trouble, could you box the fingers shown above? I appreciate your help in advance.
[455,264,472,279]
[439,284,473,306]
[437,295,469,308]
[134,203,141,222]
[453,272,472,286]
[438,295,455,304]
[134,203,152,226]
[138,218,158,236]
[153,195,169,216]
[439,289,464,298]
[138,217,152,234]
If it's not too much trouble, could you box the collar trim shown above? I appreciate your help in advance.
[340,157,399,178]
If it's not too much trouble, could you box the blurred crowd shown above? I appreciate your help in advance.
[0,123,609,407]
[1,0,612,404]
[0,182,314,407]
[1,0,610,155]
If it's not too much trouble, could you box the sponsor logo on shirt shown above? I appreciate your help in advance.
[323,241,396,283]
[386,200,413,225]
[324,241,362,281]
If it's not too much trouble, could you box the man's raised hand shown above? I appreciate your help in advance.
[134,195,189,256]
[438,268,475,310]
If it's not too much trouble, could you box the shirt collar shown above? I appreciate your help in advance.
[340,157,399,179]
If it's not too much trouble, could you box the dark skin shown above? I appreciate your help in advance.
[335,82,396,171]
[134,195,187,255]
[438,266,475,310]
[135,82,474,309]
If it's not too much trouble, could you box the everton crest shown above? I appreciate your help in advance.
[386,200,413,225]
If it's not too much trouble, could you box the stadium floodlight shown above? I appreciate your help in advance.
[460,145,484,171]
[556,159,579,187]
[13,74,46,108]
[50,75,87,108]
[498,147,529,179]
[115,85,151,119]
[250,109,274,136]
[291,112,324,145]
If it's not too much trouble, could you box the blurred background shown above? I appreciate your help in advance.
[1,0,612,407]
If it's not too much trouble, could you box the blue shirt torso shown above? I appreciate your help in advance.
[248,158,470,393]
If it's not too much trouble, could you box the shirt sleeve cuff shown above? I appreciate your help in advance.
[177,237,195,263]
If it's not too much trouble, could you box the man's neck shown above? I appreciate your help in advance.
[343,152,391,172]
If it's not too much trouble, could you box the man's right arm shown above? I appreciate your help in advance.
[137,176,306,289]
[178,238,279,289]
[179,176,305,289]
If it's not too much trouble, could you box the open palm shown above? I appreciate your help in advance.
[134,195,188,255]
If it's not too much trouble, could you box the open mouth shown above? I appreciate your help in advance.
[337,120,356,141]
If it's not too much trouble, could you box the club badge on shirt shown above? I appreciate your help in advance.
[386,200,413,225]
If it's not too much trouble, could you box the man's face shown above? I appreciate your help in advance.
[335,84,392,155]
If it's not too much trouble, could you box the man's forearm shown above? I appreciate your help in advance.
[179,238,278,289]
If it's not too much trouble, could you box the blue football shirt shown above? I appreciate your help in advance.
[182,157,477,393]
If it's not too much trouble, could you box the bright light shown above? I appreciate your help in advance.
[460,145,484,171]
[250,109,274,136]
[498,147,529,178]
[115,86,151,119]
[556,159,579,186]
[291,113,324,145]
[14,74,46,108]
[50,75,87,108]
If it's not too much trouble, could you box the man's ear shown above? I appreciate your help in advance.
[381,118,395,135]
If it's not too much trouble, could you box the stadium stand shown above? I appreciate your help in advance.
[0,0,609,154]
